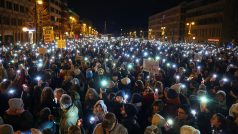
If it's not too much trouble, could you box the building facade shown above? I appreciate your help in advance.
[185,0,224,43]
[148,3,186,42]
[148,0,238,44]
[0,0,34,43]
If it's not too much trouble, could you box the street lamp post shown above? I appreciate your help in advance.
[88,26,91,36]
[35,0,43,45]
[186,21,195,42]
[161,26,166,41]
[186,22,195,35]
[148,29,152,40]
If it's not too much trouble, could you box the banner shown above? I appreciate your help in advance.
[57,39,66,48]
[143,59,160,74]
[43,26,54,43]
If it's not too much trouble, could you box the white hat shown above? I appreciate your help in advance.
[8,98,24,111]
[216,90,226,97]
[180,125,200,134]
[229,103,238,117]
[121,77,131,85]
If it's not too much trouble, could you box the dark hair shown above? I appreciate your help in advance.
[215,113,226,129]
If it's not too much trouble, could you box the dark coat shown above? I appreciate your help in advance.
[3,110,34,131]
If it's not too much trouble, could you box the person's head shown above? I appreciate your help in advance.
[215,90,226,102]
[152,100,164,113]
[68,125,81,134]
[120,103,137,118]
[115,91,124,103]
[152,114,166,127]
[210,113,226,128]
[85,88,99,101]
[178,104,190,120]
[41,87,54,103]
[39,107,51,121]
[54,88,66,101]
[94,100,108,114]
[180,125,200,134]
[8,98,24,113]
[229,103,238,118]
[102,113,117,131]
[60,94,72,110]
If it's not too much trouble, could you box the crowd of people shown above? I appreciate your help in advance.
[0,38,238,134]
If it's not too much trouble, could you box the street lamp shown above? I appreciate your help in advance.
[161,26,166,41]
[186,21,195,35]
[37,0,43,4]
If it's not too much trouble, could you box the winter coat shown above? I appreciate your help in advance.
[93,122,128,134]
[3,110,34,131]
[197,111,212,134]
[59,104,79,134]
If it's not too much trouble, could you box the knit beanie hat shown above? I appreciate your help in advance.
[216,90,226,97]
[8,98,24,111]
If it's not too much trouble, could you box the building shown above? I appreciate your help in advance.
[0,0,34,43]
[185,0,238,43]
[148,3,186,42]
[44,0,68,39]
[185,0,224,43]
[148,0,238,44]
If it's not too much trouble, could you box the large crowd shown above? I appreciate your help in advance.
[0,38,238,134]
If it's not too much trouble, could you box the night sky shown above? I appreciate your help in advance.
[68,0,193,34]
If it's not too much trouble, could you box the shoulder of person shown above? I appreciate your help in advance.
[93,123,103,134]
[115,123,128,134]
